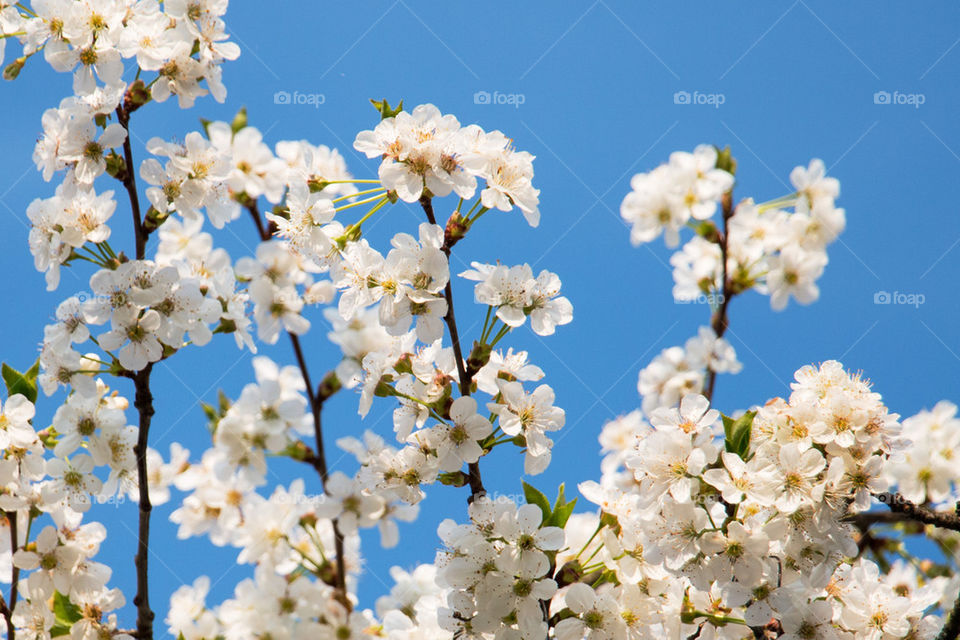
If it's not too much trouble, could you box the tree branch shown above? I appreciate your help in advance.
[115,105,145,261]
[113,106,156,640]
[132,364,155,640]
[938,588,960,640]
[420,195,486,499]
[704,190,735,402]
[245,201,349,607]
[0,518,13,639]
[873,492,960,532]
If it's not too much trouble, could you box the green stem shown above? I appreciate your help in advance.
[331,187,386,204]
[335,193,389,213]
[575,520,605,560]
[464,198,482,218]
[488,323,512,348]
[467,206,490,225]
[480,306,494,343]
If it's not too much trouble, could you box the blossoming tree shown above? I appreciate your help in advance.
[1,2,960,640]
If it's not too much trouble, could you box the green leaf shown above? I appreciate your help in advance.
[230,106,248,134]
[714,145,737,175]
[201,390,232,435]
[369,98,404,120]
[2,359,40,404]
[522,481,552,523]
[50,590,82,636]
[544,483,577,529]
[722,410,756,459]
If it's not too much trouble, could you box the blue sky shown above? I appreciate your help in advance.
[1,0,959,624]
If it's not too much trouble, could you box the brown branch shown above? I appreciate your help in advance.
[938,589,960,640]
[246,200,268,240]
[245,201,349,608]
[0,542,12,639]
[115,105,146,261]
[419,195,485,499]
[873,492,960,532]
[704,190,735,402]
[7,511,18,640]
[862,494,960,639]
[132,365,155,640]
[113,106,156,640]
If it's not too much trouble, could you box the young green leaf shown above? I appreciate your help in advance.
[522,481,552,522]
[2,359,40,404]
[51,590,83,636]
[722,410,756,459]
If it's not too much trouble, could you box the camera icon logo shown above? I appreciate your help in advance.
[474,91,491,105]
[673,90,691,105]
[873,91,891,105]
[274,90,292,105]
[874,291,891,304]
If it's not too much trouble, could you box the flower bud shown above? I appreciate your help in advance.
[124,79,152,113]
[3,56,26,81]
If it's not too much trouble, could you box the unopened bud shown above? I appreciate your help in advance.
[143,205,170,233]
[124,79,151,112]
[445,211,469,247]
[3,56,26,80]
[105,151,127,181]
[317,371,341,401]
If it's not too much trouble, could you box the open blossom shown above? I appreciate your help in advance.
[0,394,38,450]
[431,396,492,471]
[460,262,573,335]
[265,180,336,251]
[488,381,565,475]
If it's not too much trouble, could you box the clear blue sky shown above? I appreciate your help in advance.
[1,0,959,623]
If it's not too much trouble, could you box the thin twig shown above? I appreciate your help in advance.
[1,513,13,639]
[246,202,349,607]
[420,195,486,499]
[116,105,145,260]
[132,365,155,640]
[704,190,735,402]
[116,106,156,640]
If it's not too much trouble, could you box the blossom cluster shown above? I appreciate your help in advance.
[354,104,541,226]
[0,381,190,639]
[569,364,939,640]
[621,146,845,311]
[5,2,960,639]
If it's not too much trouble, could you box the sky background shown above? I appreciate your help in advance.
[1,0,959,626]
